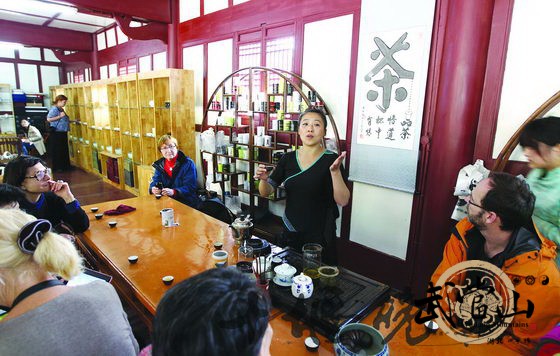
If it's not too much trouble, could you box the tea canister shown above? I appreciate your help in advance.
[291,273,314,299]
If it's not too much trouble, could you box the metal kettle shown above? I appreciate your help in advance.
[229,215,253,243]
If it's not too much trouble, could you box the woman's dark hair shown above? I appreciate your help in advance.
[519,116,560,154]
[300,107,328,129]
[0,183,25,206]
[152,268,270,356]
[54,94,68,104]
[2,155,46,187]
[482,172,535,231]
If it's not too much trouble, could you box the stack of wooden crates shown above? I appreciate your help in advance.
[50,69,195,196]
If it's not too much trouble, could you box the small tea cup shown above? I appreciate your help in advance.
[90,207,99,213]
[424,320,439,333]
[318,266,340,287]
[95,213,103,220]
[162,275,174,285]
[155,194,162,200]
[128,255,138,264]
[305,337,320,352]
[212,250,228,267]
[108,221,117,228]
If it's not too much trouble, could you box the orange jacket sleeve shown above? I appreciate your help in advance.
[430,220,469,286]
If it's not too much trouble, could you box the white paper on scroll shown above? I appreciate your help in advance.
[355,27,426,150]
[348,0,434,192]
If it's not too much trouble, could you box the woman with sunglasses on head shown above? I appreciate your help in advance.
[254,108,350,264]
[2,156,89,233]
[519,116,560,266]
[0,209,138,356]
[149,134,201,208]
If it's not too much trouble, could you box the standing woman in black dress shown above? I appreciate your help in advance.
[47,95,71,172]
[255,108,350,263]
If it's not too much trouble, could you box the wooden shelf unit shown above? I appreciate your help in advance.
[0,84,16,134]
[201,67,340,220]
[50,69,195,196]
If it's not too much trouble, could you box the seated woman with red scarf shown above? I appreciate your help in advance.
[149,135,201,208]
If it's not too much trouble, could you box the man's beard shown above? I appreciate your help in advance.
[468,210,486,230]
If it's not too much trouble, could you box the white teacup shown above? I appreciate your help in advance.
[212,250,228,268]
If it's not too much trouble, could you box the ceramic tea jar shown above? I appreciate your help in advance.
[291,273,314,299]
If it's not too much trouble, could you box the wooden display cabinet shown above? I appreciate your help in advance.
[137,69,195,164]
[201,67,341,222]
[137,164,155,197]
[127,75,142,171]
[117,73,140,195]
[50,69,195,196]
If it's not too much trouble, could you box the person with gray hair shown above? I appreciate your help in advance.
[0,209,138,356]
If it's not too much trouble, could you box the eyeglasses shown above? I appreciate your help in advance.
[160,145,177,151]
[24,169,50,181]
[467,194,485,210]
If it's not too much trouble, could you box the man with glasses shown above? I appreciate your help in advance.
[2,156,89,233]
[149,135,200,208]
[430,172,559,352]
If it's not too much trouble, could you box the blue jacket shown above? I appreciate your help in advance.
[149,151,201,208]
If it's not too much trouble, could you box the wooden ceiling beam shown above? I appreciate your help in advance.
[0,20,93,51]
[68,0,171,24]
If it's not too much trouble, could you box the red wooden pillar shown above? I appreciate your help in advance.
[167,0,179,69]
[91,34,100,80]
[409,0,496,295]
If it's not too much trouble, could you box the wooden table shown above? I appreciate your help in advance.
[80,196,516,355]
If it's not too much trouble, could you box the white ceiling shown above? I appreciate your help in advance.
[0,0,115,33]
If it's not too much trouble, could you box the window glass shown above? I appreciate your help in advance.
[0,47,15,59]
[106,28,117,48]
[97,32,106,51]
[43,49,60,62]
[40,65,60,92]
[99,65,108,79]
[139,55,152,72]
[183,45,204,124]
[108,63,118,78]
[0,62,17,87]
[204,0,228,15]
[18,64,39,92]
[18,47,41,61]
[208,39,233,97]
[239,42,261,68]
[265,36,294,71]
[116,26,128,44]
[180,0,200,22]
[153,52,167,70]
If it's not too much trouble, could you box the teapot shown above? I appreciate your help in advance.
[229,215,253,244]
[291,273,314,299]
